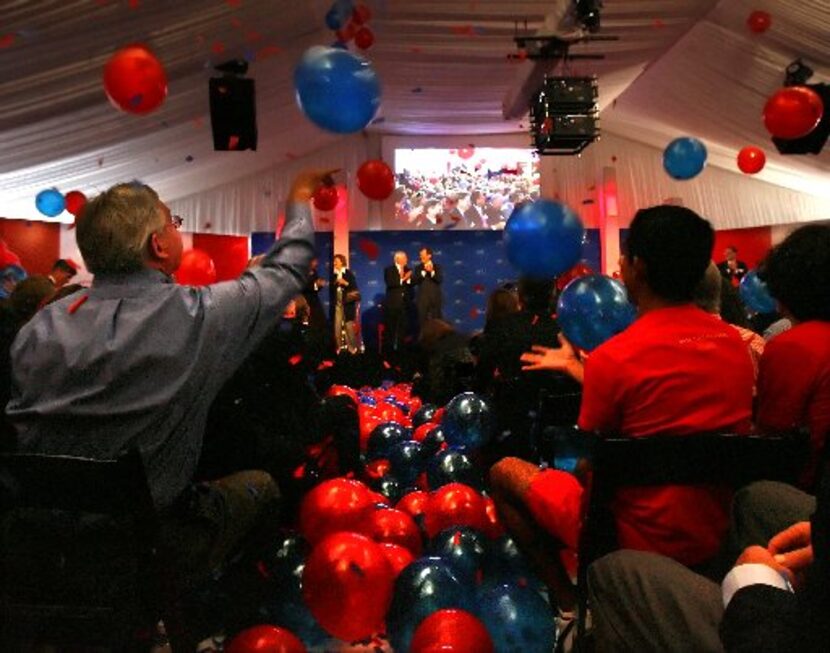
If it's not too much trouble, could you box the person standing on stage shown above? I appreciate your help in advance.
[383,251,412,353]
[330,254,362,354]
[413,247,443,329]
[717,245,748,287]
[302,257,327,331]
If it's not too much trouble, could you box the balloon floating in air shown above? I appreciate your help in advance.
[35,189,65,217]
[103,44,168,115]
[663,137,707,180]
[557,275,636,352]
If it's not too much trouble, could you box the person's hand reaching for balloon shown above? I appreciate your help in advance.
[289,169,341,203]
[768,521,813,589]
[735,545,794,585]
[520,334,584,384]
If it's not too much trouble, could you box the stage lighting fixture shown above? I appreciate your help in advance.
[784,58,814,87]
[530,76,599,155]
[210,59,258,151]
[575,0,602,34]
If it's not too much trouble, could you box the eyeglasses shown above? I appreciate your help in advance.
[170,215,183,230]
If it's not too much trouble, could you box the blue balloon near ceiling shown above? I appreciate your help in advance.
[739,270,777,314]
[504,199,585,279]
[294,46,381,134]
[556,274,637,351]
[35,189,65,217]
[663,136,707,180]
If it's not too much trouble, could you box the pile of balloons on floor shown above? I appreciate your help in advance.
[225,385,558,652]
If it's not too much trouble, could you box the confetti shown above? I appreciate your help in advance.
[257,44,282,59]
[245,29,263,43]
[211,41,226,54]
[225,0,241,6]
[0,34,16,49]
[411,87,423,94]
[358,238,380,261]
[185,155,194,162]
[128,0,139,8]
[230,17,242,29]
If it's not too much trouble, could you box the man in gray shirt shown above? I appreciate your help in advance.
[5,168,331,642]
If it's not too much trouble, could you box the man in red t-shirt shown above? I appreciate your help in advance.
[490,205,754,610]
[756,225,830,490]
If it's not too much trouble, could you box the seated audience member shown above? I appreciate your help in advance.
[587,460,829,652]
[3,169,327,643]
[695,262,764,380]
[483,287,520,333]
[493,206,754,607]
[48,258,79,288]
[756,224,830,489]
[416,318,475,405]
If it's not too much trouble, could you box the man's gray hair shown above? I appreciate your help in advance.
[693,261,723,314]
[76,182,164,274]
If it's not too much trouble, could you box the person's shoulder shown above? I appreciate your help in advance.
[767,320,830,357]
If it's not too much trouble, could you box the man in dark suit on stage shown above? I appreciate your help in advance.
[413,247,443,329]
[383,250,412,353]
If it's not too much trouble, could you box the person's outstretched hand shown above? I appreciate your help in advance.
[289,169,341,202]
[520,333,584,383]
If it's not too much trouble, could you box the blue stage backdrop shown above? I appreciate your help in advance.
[347,230,600,339]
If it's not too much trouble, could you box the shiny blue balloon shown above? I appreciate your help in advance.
[481,535,541,588]
[476,582,556,653]
[442,392,494,451]
[420,425,447,458]
[739,270,777,314]
[663,137,707,180]
[35,189,65,217]
[504,199,585,278]
[556,274,636,352]
[388,439,425,486]
[429,527,487,582]
[426,449,482,490]
[294,46,381,134]
[413,404,438,427]
[369,474,405,503]
[387,557,471,653]
[367,422,409,460]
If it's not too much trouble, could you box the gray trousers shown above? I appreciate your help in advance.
[334,300,361,352]
[588,481,815,653]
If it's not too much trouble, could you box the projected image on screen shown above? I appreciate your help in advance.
[391,147,540,230]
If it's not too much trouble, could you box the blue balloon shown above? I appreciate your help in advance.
[294,46,381,134]
[367,422,409,459]
[663,137,707,180]
[388,439,425,486]
[413,404,438,427]
[739,270,777,314]
[504,199,585,278]
[35,188,65,217]
[387,557,471,653]
[475,582,556,653]
[420,425,447,458]
[442,392,494,451]
[481,535,542,589]
[429,527,487,582]
[426,449,482,490]
[369,474,405,503]
[556,274,637,351]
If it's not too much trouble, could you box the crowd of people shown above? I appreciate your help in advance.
[393,165,539,230]
[0,168,828,652]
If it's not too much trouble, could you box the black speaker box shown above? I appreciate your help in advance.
[209,77,257,151]
[772,83,829,155]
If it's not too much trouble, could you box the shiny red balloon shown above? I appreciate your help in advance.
[225,625,307,653]
[312,185,339,211]
[302,532,394,641]
[176,249,217,286]
[424,483,487,538]
[482,497,506,539]
[64,191,87,217]
[397,490,430,522]
[412,423,434,443]
[326,384,358,405]
[299,478,374,544]
[354,27,375,50]
[410,609,495,653]
[359,507,423,556]
[379,542,414,577]
[375,402,405,424]
[746,10,772,33]
[357,160,395,201]
[763,86,825,140]
[737,146,766,174]
[457,146,475,160]
[103,44,168,115]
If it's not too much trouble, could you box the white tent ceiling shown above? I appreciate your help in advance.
[0,0,827,229]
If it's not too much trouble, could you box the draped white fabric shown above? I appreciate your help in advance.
[0,0,827,231]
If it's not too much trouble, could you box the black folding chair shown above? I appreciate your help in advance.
[571,430,811,651]
[0,449,181,651]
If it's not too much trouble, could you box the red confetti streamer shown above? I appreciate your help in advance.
[211,41,226,54]
[289,354,303,366]
[469,307,480,319]
[0,34,15,49]
[257,44,283,60]
[358,238,380,261]
[473,284,485,294]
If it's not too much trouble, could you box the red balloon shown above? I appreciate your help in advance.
[375,402,405,424]
[763,86,824,140]
[354,27,375,50]
[482,497,505,539]
[410,609,495,653]
[64,191,87,217]
[225,625,307,653]
[457,146,476,160]
[103,44,167,115]
[747,10,772,34]
[397,490,430,523]
[299,478,374,544]
[412,423,434,443]
[359,506,423,556]
[424,483,487,538]
[379,542,414,577]
[302,532,394,641]
[556,261,594,291]
[352,4,372,24]
[312,185,338,211]
[176,249,217,286]
[737,146,766,174]
[326,384,358,405]
[357,160,395,201]
[433,407,445,423]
